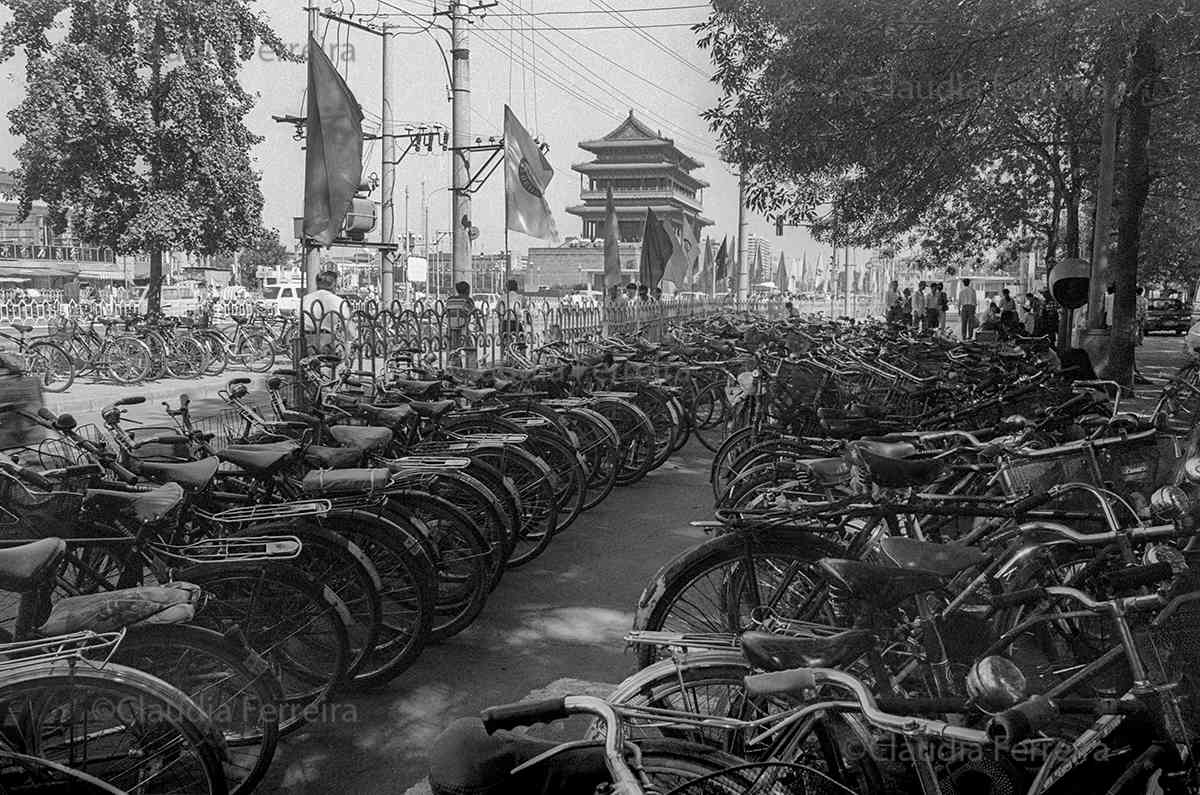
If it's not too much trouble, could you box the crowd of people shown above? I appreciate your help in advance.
[882,277,1062,342]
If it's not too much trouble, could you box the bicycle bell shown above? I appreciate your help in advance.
[1150,485,1191,521]
[1183,456,1200,484]
[966,655,1027,712]
[1144,544,1188,575]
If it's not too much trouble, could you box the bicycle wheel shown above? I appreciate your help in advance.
[0,749,126,794]
[522,427,588,534]
[562,407,620,511]
[104,336,152,384]
[165,334,208,379]
[636,387,683,471]
[710,427,763,501]
[632,530,844,669]
[235,330,275,373]
[234,522,383,683]
[24,340,75,393]
[691,381,734,454]
[178,562,351,734]
[591,396,655,486]
[196,330,230,377]
[0,661,229,794]
[385,490,492,642]
[314,510,436,688]
[469,445,558,567]
[111,623,283,795]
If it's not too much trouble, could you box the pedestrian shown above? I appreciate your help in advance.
[651,287,663,302]
[302,269,355,354]
[935,282,949,330]
[998,288,1019,332]
[925,283,942,331]
[957,278,976,339]
[883,280,900,316]
[637,284,649,302]
[502,279,523,348]
[1103,283,1115,328]
[445,281,476,367]
[786,300,799,319]
[901,288,912,326]
[1135,286,1148,345]
[912,281,928,331]
[1036,288,1059,346]
[624,282,638,303]
[1022,292,1042,335]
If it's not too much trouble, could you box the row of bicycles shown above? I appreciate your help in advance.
[0,326,717,793]
[447,314,1200,793]
[0,307,292,393]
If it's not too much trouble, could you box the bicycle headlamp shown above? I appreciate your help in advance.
[1150,485,1191,520]
[1184,456,1200,484]
[966,655,1027,712]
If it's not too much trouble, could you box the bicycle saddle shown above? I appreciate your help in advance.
[39,581,201,636]
[740,629,877,671]
[304,445,363,469]
[360,403,413,428]
[849,441,944,488]
[97,317,121,326]
[300,468,392,494]
[388,379,444,399]
[879,537,989,579]
[0,537,65,592]
[329,425,393,452]
[457,387,497,403]
[83,482,185,524]
[408,400,456,421]
[10,323,32,334]
[800,458,853,486]
[137,456,220,490]
[819,558,946,612]
[217,447,296,475]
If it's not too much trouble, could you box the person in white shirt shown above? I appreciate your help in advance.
[502,279,524,350]
[957,278,977,339]
[911,282,928,331]
[302,270,355,354]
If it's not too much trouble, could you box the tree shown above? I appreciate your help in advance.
[0,0,293,312]
[237,227,292,288]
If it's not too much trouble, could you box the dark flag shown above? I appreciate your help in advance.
[602,186,622,289]
[714,236,728,282]
[303,35,364,246]
[776,252,788,292]
[638,209,676,289]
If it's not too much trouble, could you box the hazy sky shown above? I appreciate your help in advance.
[0,0,870,272]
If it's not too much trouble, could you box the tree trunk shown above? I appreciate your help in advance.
[147,250,163,314]
[1046,177,1062,268]
[1062,144,1081,258]
[1103,21,1158,385]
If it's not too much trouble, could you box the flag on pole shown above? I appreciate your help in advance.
[714,237,728,284]
[776,252,788,292]
[504,106,559,240]
[638,209,675,288]
[303,34,364,246]
[800,250,808,290]
[753,247,764,284]
[663,215,698,288]
[700,237,714,294]
[602,186,622,290]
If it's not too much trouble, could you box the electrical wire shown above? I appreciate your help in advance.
[529,0,539,136]
[586,0,709,76]
[485,2,709,14]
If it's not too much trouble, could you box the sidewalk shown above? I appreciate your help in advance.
[45,371,267,416]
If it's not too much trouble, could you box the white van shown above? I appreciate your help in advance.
[259,284,301,315]
[135,284,204,317]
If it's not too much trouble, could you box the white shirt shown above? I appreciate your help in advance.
[911,291,928,313]
[957,286,976,307]
[302,288,355,338]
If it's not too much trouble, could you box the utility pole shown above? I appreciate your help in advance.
[450,1,472,289]
[736,171,748,299]
[422,179,431,295]
[380,21,396,306]
[1087,73,1118,330]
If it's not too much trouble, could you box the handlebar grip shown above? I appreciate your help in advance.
[1103,562,1174,593]
[1010,490,1054,514]
[46,464,104,480]
[874,696,970,715]
[114,396,146,406]
[987,695,1058,746]
[743,668,818,698]
[108,460,139,485]
[990,587,1048,609]
[37,407,56,422]
[481,698,569,734]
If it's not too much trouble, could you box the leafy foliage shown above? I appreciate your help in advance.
[0,0,293,309]
[236,227,292,288]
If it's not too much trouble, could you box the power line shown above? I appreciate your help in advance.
[483,2,709,14]
[586,0,708,78]
[482,4,718,157]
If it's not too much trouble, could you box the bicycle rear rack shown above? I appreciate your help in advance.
[623,630,741,651]
[207,499,332,525]
[0,629,125,673]
[150,534,303,563]
[453,433,529,445]
[384,456,472,470]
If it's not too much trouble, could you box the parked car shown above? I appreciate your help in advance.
[259,283,301,315]
[1145,297,1192,335]
[134,284,204,317]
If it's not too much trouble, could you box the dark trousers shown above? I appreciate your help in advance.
[960,305,976,339]
[925,308,939,330]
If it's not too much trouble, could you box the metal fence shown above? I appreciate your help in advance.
[302,295,785,374]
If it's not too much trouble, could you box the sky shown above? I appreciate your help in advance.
[0,0,871,273]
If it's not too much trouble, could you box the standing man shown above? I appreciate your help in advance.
[957,278,976,339]
[1135,286,1149,345]
[883,280,900,320]
[912,281,928,331]
[445,281,477,367]
[502,279,524,352]
[926,283,943,332]
[624,282,638,303]
[302,269,355,355]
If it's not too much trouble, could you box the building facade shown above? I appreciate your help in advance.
[528,112,713,290]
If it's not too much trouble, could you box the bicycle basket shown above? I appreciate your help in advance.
[1142,585,1200,740]
[0,471,84,536]
[1095,432,1182,499]
[996,442,1103,511]
[663,761,855,795]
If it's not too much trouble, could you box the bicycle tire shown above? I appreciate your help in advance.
[668,393,692,452]
[196,330,230,376]
[636,387,683,471]
[165,333,208,379]
[591,396,655,486]
[384,490,492,641]
[631,530,844,669]
[0,749,126,794]
[177,562,352,734]
[562,406,620,511]
[105,336,152,384]
[111,623,283,795]
[709,427,764,500]
[690,380,734,454]
[24,340,75,393]
[235,330,276,374]
[0,660,229,794]
[522,426,588,534]
[468,444,558,567]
